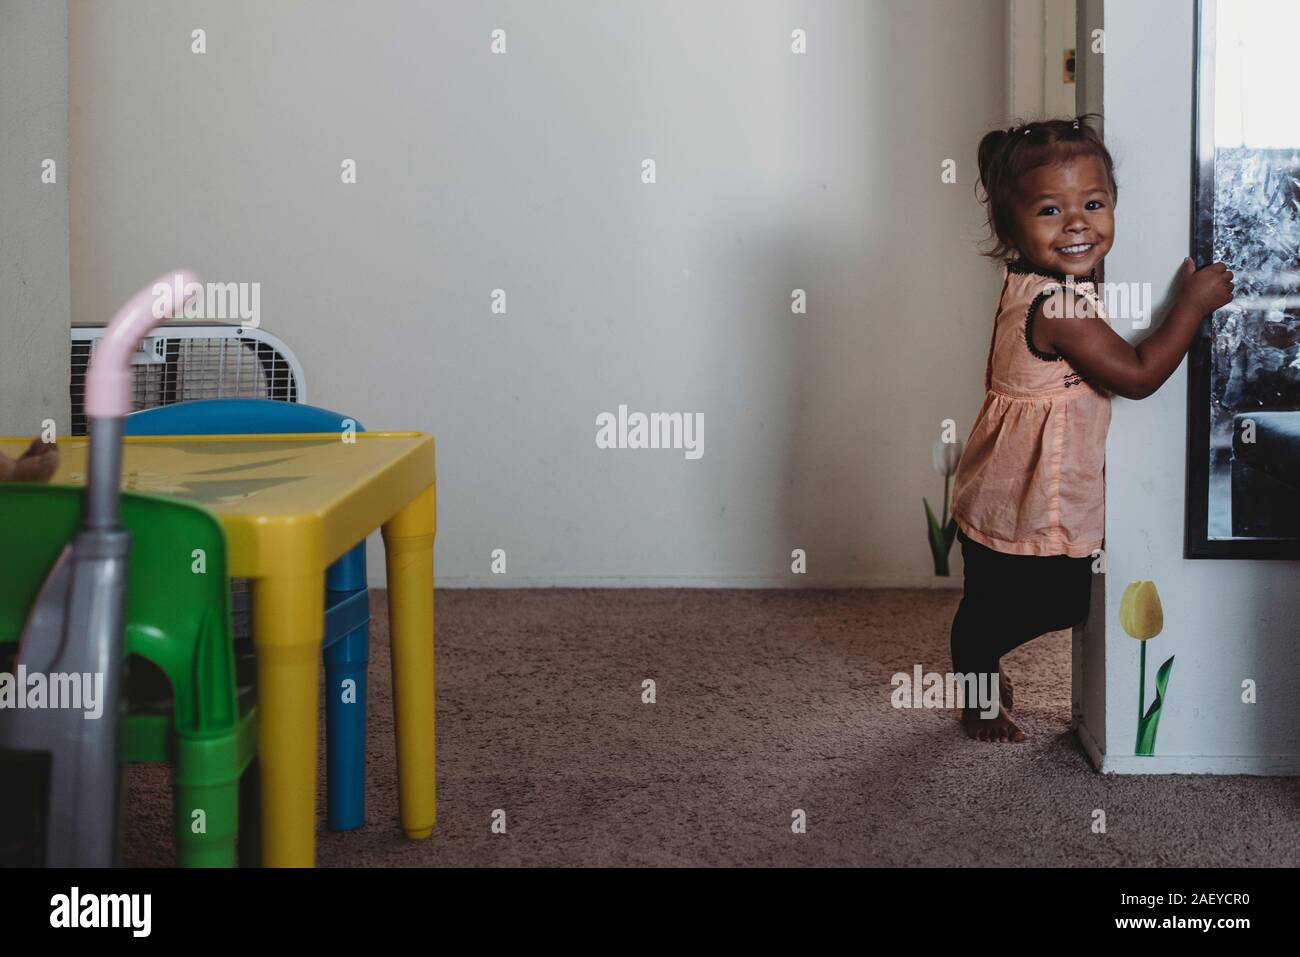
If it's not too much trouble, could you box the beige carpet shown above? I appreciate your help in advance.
[122,588,1300,867]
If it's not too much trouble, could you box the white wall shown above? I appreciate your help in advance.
[0,0,70,436]
[68,0,1008,587]
[1071,0,1106,760]
[1082,0,1300,774]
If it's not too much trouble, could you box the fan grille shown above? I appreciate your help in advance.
[71,331,301,436]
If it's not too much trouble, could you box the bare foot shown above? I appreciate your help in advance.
[961,704,1026,743]
[999,666,1014,711]
[0,438,59,483]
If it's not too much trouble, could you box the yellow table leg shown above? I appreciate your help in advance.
[381,483,436,839]
[252,570,325,867]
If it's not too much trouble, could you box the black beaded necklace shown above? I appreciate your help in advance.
[1006,257,1097,284]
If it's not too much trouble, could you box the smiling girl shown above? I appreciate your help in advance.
[948,114,1234,743]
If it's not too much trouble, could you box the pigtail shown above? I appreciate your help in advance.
[976,128,1012,195]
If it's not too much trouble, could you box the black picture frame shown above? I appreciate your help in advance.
[1185,0,1300,559]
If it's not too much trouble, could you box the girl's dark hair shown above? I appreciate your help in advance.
[975,113,1118,263]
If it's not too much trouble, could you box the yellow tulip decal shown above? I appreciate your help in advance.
[1120,580,1164,641]
[1121,581,1174,756]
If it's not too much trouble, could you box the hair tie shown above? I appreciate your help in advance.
[1072,118,1080,130]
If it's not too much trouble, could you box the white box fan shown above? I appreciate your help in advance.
[70,321,307,436]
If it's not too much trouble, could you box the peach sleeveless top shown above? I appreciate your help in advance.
[951,260,1112,558]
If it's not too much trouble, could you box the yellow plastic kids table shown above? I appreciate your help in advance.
[0,432,436,868]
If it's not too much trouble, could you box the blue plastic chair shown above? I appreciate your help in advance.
[125,398,370,832]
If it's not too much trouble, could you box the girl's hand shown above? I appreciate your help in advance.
[0,438,59,483]
[1177,257,1235,314]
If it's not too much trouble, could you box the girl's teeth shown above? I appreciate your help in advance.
[1059,244,1093,254]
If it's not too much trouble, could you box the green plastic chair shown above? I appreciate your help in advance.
[0,483,258,867]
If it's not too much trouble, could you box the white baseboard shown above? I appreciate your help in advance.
[1075,718,1105,771]
[1099,753,1300,776]
[1057,717,1299,777]
[408,576,967,589]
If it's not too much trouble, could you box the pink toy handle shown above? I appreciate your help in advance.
[85,270,201,418]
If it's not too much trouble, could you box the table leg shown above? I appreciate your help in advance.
[381,483,436,839]
[252,570,325,866]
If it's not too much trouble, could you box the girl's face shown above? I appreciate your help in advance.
[1011,154,1114,276]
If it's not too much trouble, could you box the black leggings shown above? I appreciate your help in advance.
[949,528,1094,700]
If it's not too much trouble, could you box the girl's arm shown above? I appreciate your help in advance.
[1036,258,1234,400]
